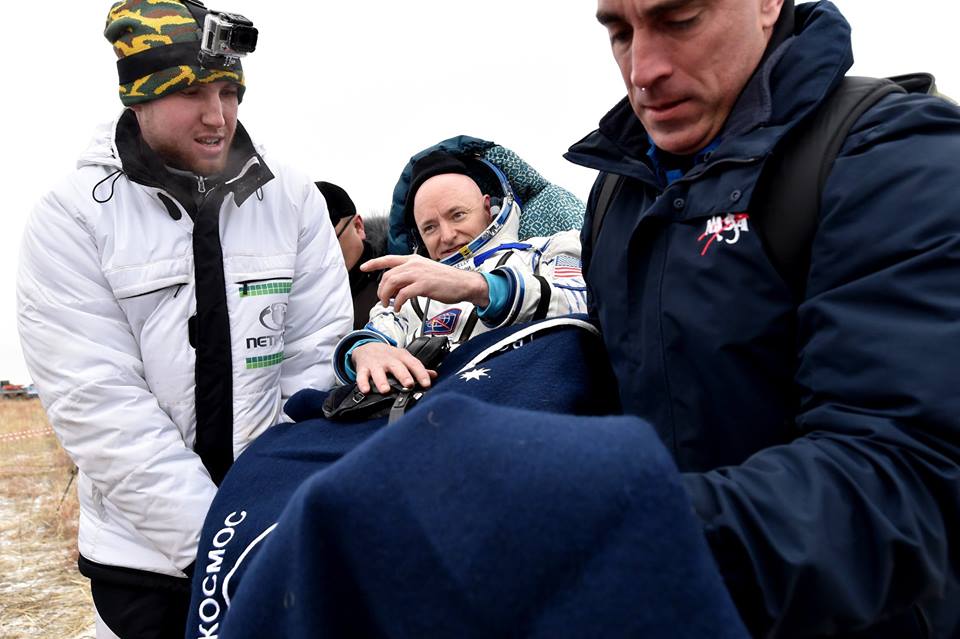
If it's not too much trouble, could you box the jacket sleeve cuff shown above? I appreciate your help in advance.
[333,329,393,384]
[477,271,511,323]
[479,266,523,329]
[681,471,721,524]
[342,339,381,382]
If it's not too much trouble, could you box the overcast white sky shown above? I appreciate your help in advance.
[1,1,957,383]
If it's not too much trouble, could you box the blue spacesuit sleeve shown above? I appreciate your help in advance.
[476,271,511,324]
[332,329,395,385]
[342,339,381,382]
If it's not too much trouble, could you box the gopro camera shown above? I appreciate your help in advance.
[199,11,258,68]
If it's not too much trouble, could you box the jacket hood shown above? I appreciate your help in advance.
[78,111,269,170]
[361,214,390,260]
[566,0,854,175]
[77,119,123,171]
[388,136,585,255]
[81,110,274,212]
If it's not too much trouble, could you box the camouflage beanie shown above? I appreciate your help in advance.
[104,0,245,106]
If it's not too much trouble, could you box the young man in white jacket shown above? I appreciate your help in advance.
[16,2,351,637]
[334,151,586,394]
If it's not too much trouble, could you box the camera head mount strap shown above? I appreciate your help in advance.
[116,41,204,85]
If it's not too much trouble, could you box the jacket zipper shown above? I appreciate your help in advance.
[679,155,760,184]
[607,154,763,194]
[117,284,185,300]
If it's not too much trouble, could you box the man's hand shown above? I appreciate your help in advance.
[351,341,437,394]
[361,254,489,311]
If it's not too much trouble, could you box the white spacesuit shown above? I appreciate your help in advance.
[333,160,586,384]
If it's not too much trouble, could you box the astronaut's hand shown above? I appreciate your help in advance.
[361,254,489,311]
[351,342,437,394]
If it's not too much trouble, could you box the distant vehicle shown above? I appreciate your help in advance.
[0,380,33,400]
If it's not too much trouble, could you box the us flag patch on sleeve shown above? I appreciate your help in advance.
[552,254,582,278]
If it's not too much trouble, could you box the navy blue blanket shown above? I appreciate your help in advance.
[186,318,748,638]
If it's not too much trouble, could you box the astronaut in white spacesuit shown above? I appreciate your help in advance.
[332,151,586,394]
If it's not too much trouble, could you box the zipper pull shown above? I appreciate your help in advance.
[197,175,206,194]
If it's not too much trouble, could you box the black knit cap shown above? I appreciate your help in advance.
[402,151,477,230]
[316,181,357,224]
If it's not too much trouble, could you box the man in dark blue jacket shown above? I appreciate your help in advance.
[566,0,960,636]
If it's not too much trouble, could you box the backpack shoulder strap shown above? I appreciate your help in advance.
[589,73,934,298]
[751,76,907,298]
[590,171,624,248]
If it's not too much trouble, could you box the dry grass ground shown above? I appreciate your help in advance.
[0,399,95,638]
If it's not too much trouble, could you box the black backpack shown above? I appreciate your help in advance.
[590,73,940,299]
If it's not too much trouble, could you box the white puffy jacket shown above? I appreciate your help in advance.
[17,112,352,578]
[333,199,587,383]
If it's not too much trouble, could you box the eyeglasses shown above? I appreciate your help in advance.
[335,214,356,239]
